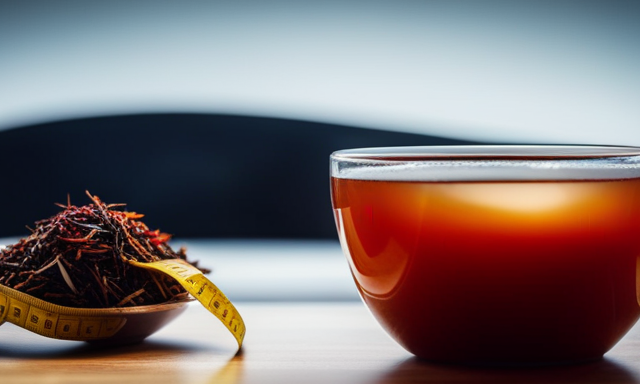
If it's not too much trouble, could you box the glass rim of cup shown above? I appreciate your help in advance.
[330,145,640,182]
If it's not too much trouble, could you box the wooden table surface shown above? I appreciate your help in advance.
[2,301,640,384]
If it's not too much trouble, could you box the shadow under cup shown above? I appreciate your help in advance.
[330,145,640,365]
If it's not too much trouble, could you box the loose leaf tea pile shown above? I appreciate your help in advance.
[0,192,207,308]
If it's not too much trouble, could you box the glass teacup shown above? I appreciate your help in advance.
[330,145,640,365]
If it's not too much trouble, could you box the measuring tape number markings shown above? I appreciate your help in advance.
[129,258,246,348]
[0,258,245,349]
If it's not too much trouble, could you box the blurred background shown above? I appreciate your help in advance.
[1,0,639,300]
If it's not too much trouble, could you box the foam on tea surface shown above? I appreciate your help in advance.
[331,145,640,181]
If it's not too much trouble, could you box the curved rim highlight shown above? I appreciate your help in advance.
[331,145,640,161]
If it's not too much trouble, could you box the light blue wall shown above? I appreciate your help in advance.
[1,0,639,144]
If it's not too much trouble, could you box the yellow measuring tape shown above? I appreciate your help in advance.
[0,259,245,349]
[0,284,128,340]
[129,258,246,347]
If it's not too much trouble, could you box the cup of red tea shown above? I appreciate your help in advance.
[330,145,640,365]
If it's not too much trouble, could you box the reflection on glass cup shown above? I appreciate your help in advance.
[330,145,640,365]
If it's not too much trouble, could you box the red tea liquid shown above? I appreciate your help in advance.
[331,177,640,364]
